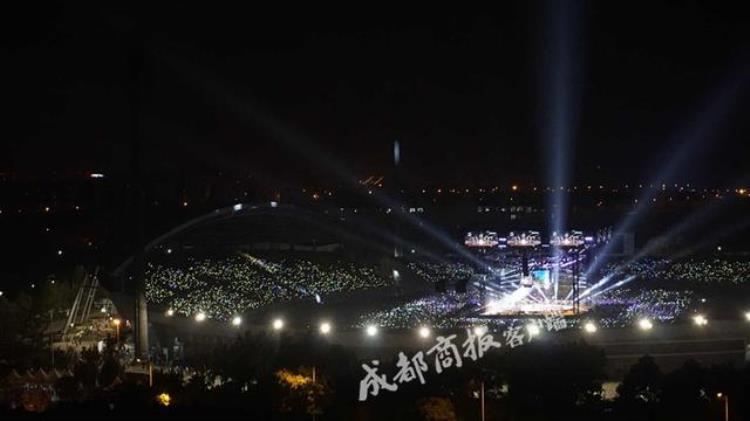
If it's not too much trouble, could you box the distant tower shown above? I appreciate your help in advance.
[392,140,402,258]
[130,39,149,361]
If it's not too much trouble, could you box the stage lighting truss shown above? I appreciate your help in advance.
[506,231,542,247]
[550,230,585,248]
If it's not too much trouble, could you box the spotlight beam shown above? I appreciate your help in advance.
[585,68,748,279]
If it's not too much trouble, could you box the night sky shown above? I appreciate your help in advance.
[4,2,750,185]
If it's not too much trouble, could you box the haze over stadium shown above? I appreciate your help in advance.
[2,1,750,419]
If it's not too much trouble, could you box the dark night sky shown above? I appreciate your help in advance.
[4,2,750,186]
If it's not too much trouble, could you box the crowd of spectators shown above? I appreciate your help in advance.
[593,288,694,327]
[406,261,476,284]
[604,257,750,285]
[145,254,390,320]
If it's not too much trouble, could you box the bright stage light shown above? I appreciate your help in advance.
[418,326,431,339]
[195,312,206,322]
[692,314,708,326]
[272,318,284,330]
[638,318,653,331]
[366,325,378,337]
[319,321,332,335]
[583,321,598,333]
[473,325,487,336]
[232,316,242,327]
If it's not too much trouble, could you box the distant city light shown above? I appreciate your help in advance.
[692,314,708,326]
[366,325,378,337]
[744,311,750,322]
[233,203,243,211]
[638,318,653,331]
[166,248,173,254]
[165,309,174,317]
[195,312,207,322]
[57,249,63,256]
[319,321,332,335]
[156,393,171,407]
[0,291,3,297]
[232,316,242,327]
[272,318,284,330]
[89,173,105,179]
[270,201,278,208]
[583,321,598,333]
[182,201,189,207]
[418,326,431,339]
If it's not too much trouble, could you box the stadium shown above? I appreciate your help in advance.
[109,201,743,344]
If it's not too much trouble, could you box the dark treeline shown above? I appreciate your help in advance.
[2,332,748,420]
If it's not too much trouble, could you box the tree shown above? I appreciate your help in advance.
[617,355,662,404]
[417,397,457,421]
[54,376,81,402]
[615,355,663,420]
[659,359,710,421]
[505,342,606,419]
[98,355,122,388]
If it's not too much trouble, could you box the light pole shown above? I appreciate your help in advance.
[480,380,485,421]
[717,393,729,421]
[113,318,121,343]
